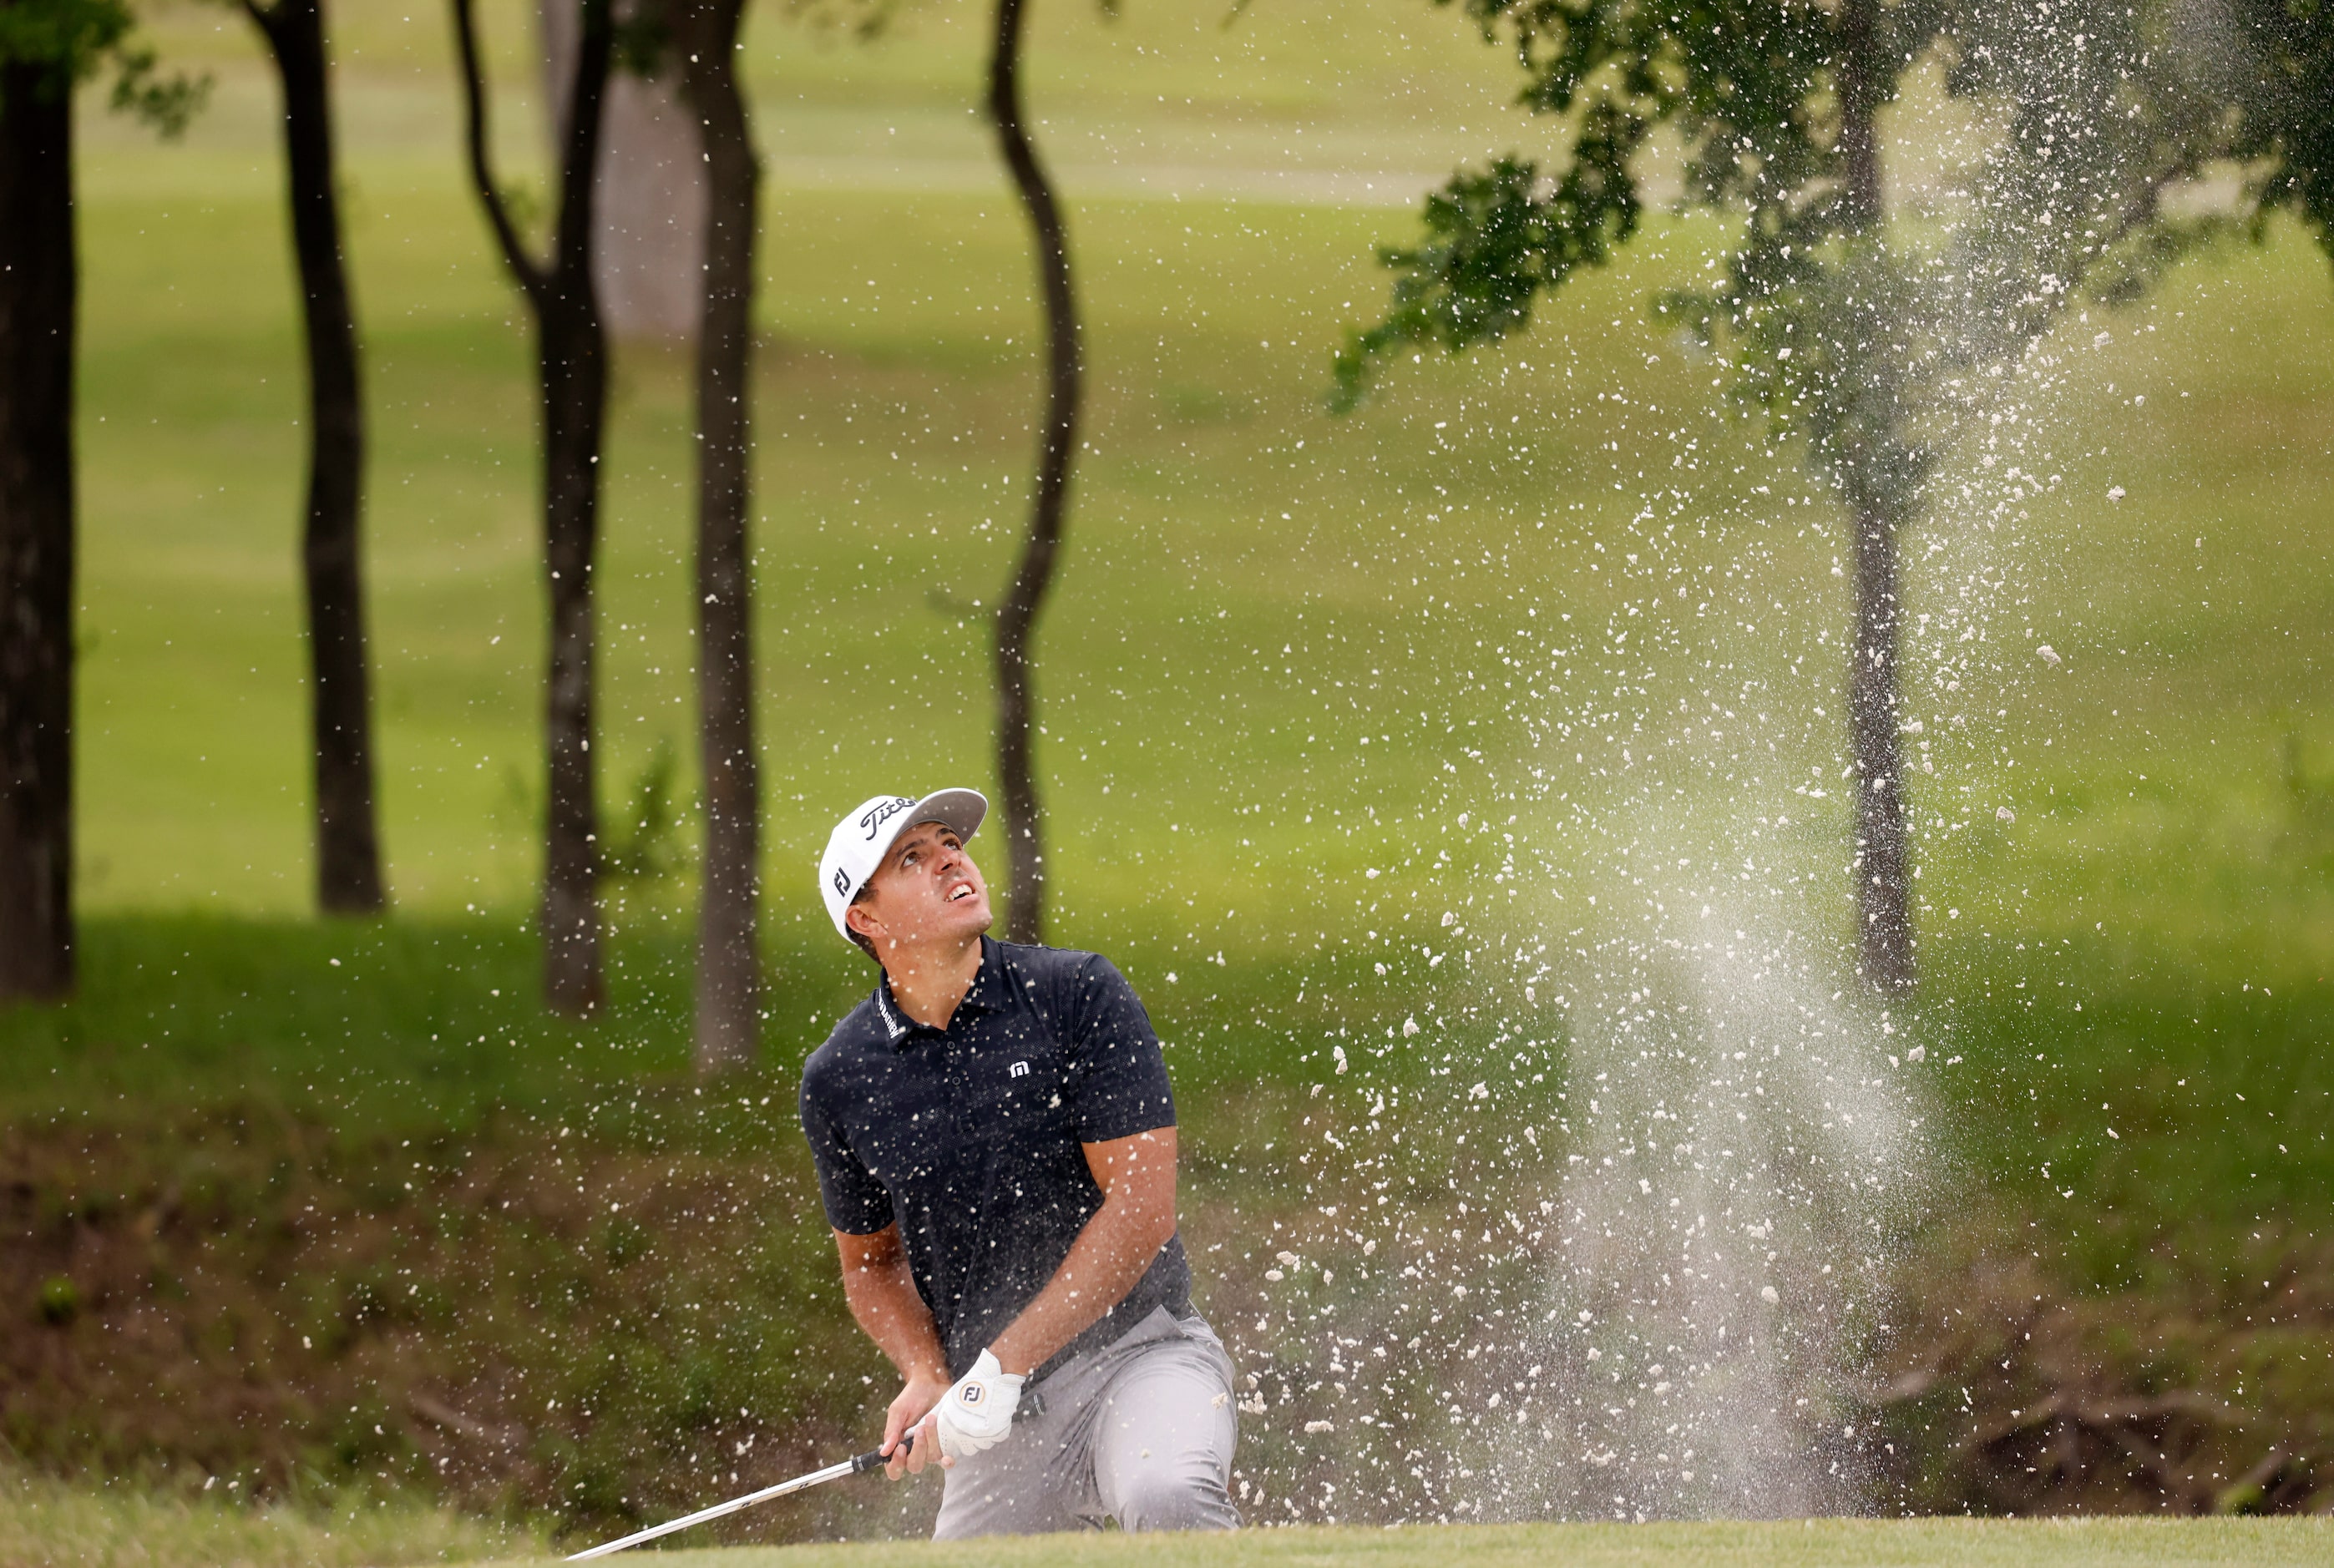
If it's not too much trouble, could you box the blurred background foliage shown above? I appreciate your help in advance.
[0,0,2329,1545]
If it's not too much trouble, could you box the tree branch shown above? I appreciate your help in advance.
[448,0,548,304]
[986,0,1081,945]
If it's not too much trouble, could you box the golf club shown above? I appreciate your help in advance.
[564,1395,1045,1560]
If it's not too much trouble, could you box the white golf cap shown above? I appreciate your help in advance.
[818,788,988,943]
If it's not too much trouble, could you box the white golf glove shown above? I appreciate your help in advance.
[933,1348,1025,1460]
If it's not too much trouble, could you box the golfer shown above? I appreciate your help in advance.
[800,789,1239,1536]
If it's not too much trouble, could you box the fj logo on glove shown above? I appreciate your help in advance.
[959,1384,985,1406]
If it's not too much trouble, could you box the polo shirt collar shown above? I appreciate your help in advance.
[873,937,1005,1046]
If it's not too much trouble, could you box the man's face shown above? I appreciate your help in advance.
[848,822,992,953]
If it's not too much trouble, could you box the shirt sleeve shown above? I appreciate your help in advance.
[799,1063,894,1235]
[1061,954,1177,1144]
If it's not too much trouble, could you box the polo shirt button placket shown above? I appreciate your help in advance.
[943,1029,974,1136]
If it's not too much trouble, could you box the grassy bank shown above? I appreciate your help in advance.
[8,919,2332,1531]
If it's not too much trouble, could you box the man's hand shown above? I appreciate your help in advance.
[881,1368,952,1479]
[931,1349,1025,1461]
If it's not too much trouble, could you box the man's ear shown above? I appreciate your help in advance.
[844,900,883,945]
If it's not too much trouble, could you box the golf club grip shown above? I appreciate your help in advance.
[849,1435,901,1474]
[850,1388,1048,1472]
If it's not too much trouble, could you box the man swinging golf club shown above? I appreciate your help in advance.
[801,789,1240,1536]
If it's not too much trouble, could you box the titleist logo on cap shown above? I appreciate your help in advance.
[859,797,914,841]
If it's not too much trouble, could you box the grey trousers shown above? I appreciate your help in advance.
[932,1307,1241,1537]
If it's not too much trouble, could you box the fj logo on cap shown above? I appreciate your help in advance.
[831,867,850,896]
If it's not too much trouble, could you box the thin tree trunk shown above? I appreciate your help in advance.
[245,0,385,917]
[1836,0,1916,991]
[0,57,76,1001]
[675,0,762,1074]
[453,0,614,1014]
[987,0,1081,948]
[539,302,607,1015]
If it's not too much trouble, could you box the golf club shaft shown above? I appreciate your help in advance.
[562,1391,1038,1560]
[562,1448,885,1561]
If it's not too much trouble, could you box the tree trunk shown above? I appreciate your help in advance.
[534,9,613,1017]
[675,0,762,1074]
[541,0,709,342]
[538,299,607,1014]
[453,0,614,1014]
[246,0,386,917]
[987,0,1081,948]
[0,58,78,1001]
[1835,0,1916,992]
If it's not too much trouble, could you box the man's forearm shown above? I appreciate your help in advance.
[841,1246,949,1380]
[989,1192,1174,1375]
[835,1228,955,1473]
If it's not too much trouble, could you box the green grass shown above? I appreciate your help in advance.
[657,1520,2334,1568]
[0,1465,538,1568]
[3,1484,2328,1568]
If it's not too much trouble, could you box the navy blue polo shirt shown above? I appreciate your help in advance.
[798,936,1190,1383]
